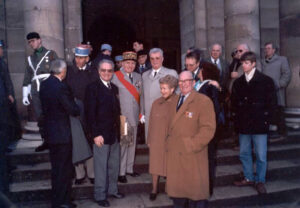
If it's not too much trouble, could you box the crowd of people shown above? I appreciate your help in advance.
[0,31,292,208]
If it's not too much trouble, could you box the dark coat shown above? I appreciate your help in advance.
[84,79,120,145]
[134,61,152,74]
[206,57,229,90]
[40,75,80,144]
[231,70,277,134]
[66,63,99,101]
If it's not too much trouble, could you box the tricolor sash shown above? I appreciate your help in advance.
[115,71,140,105]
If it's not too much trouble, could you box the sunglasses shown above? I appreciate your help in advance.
[100,69,113,73]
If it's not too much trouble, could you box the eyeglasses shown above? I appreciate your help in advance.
[185,63,196,67]
[237,50,244,53]
[100,69,113,73]
[178,79,193,84]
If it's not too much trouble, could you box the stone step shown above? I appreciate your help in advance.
[24,121,39,132]
[11,176,300,207]
[10,152,300,185]
[8,139,300,166]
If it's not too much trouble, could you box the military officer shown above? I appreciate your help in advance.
[22,32,58,152]
[112,51,142,183]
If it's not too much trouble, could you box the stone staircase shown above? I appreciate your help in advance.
[7,127,300,207]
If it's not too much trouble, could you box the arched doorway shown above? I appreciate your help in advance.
[82,0,181,70]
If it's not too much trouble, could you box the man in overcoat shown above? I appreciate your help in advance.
[261,42,291,137]
[141,48,178,142]
[85,59,124,207]
[40,59,80,208]
[166,71,216,208]
[231,51,277,194]
[66,45,98,185]
[112,51,142,183]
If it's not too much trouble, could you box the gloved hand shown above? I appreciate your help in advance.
[140,115,145,124]
[22,85,31,106]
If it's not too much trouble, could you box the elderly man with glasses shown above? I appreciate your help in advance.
[85,59,124,207]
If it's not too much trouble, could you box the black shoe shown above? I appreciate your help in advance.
[59,203,76,208]
[109,192,124,199]
[149,193,157,201]
[126,172,140,177]
[118,175,127,183]
[89,178,94,184]
[35,142,49,152]
[74,177,85,185]
[6,148,13,153]
[97,200,110,207]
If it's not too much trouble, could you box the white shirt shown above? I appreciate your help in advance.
[211,57,220,65]
[100,78,111,88]
[152,68,161,76]
[79,64,87,71]
[245,67,256,82]
[193,67,200,79]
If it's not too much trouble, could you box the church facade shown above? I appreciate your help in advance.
[0,0,299,117]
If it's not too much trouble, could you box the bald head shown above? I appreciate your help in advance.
[178,71,195,95]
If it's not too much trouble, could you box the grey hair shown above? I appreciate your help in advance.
[238,43,251,51]
[159,75,178,89]
[98,59,115,70]
[149,48,164,57]
[209,43,223,53]
[50,59,67,75]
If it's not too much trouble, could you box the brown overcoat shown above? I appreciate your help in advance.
[147,94,179,176]
[166,90,216,200]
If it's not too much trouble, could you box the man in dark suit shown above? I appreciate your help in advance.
[206,43,229,91]
[40,59,80,208]
[185,51,201,81]
[134,50,151,74]
[85,59,124,207]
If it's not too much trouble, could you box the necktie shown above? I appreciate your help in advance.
[214,59,217,65]
[140,65,144,73]
[129,73,133,83]
[176,95,185,112]
[154,71,157,77]
[107,82,112,89]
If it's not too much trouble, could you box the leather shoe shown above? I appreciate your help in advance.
[74,177,85,185]
[149,193,157,201]
[35,142,49,152]
[89,178,94,184]
[109,192,124,199]
[59,203,77,208]
[234,178,254,186]
[126,172,140,177]
[97,200,110,207]
[118,175,127,183]
[255,182,267,194]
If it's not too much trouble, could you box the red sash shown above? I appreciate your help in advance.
[115,71,140,105]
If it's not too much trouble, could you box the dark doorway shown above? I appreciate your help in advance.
[82,0,181,70]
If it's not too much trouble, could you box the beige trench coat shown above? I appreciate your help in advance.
[147,94,179,176]
[166,90,216,200]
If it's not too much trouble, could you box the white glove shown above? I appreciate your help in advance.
[140,115,145,124]
[22,85,31,106]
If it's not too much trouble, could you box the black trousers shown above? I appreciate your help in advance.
[0,125,9,194]
[49,143,73,208]
[172,197,208,208]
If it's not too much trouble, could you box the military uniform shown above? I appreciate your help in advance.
[23,46,57,117]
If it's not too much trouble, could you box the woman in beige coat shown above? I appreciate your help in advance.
[147,75,178,201]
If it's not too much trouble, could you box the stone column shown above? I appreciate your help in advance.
[63,0,83,63]
[194,0,208,55]
[224,0,260,61]
[23,0,64,57]
[179,0,208,68]
[259,0,280,58]
[206,0,225,54]
[280,0,300,107]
